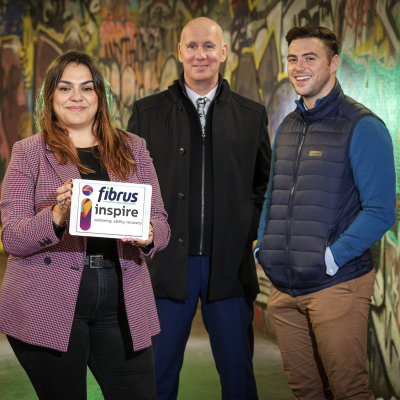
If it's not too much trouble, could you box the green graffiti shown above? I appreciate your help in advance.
[338,55,400,193]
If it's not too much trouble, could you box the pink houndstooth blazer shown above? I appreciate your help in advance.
[0,132,170,352]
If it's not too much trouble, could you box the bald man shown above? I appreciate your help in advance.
[127,17,271,399]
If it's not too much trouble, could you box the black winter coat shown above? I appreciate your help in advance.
[127,75,271,301]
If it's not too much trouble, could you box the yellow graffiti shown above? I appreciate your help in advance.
[17,112,33,140]
[229,0,234,19]
[1,14,90,99]
[19,17,87,91]
[175,0,195,26]
[36,21,86,48]
[0,225,5,254]
[354,17,390,64]
[7,14,89,94]
[84,12,99,55]
[0,34,20,44]
[224,50,239,89]
[20,15,35,90]
[241,23,288,82]
[247,0,262,12]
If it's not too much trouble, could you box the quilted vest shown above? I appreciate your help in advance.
[259,82,382,296]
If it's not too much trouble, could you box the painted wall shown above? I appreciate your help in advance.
[0,0,399,397]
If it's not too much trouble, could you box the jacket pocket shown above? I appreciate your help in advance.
[325,230,332,248]
[345,278,357,292]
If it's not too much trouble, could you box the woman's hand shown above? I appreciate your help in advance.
[52,179,73,226]
[122,224,154,248]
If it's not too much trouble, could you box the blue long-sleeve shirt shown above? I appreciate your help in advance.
[255,100,396,272]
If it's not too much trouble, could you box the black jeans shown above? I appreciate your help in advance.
[7,261,157,400]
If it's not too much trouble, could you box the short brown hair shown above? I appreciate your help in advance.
[286,26,339,60]
[35,50,136,180]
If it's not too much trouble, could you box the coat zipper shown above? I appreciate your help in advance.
[200,136,206,254]
[285,123,307,295]
[182,87,221,255]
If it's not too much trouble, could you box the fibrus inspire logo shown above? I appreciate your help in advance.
[78,184,141,230]
[80,184,93,231]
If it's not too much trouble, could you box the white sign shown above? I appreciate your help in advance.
[69,179,152,240]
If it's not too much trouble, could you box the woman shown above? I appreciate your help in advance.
[0,50,170,399]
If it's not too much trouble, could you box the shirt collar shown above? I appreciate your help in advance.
[184,84,218,106]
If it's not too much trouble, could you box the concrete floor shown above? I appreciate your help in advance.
[0,255,293,399]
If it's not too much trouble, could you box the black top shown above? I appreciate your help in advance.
[77,146,119,258]
[178,77,215,256]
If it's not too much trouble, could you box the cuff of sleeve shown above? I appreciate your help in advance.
[1,206,61,257]
[325,247,339,276]
[254,247,260,264]
[330,240,353,268]
[44,206,63,246]
[52,220,67,239]
[142,221,156,258]
[147,219,171,258]
[141,241,154,256]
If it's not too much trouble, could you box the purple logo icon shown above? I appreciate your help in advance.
[82,185,93,196]
[80,198,92,231]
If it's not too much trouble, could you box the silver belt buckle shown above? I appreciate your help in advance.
[90,255,103,268]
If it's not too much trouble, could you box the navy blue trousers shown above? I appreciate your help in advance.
[152,256,258,400]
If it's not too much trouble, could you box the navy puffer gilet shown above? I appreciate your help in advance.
[259,81,382,296]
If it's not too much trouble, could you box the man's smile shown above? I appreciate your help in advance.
[295,75,311,82]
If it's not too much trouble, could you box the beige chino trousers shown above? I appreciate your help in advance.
[267,269,375,400]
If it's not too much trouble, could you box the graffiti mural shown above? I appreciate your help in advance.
[0,0,399,397]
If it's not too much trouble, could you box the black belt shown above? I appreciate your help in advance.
[85,255,117,269]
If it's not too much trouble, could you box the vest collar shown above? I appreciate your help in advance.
[295,96,325,111]
[294,79,345,124]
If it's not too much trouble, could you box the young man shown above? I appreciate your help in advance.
[127,17,271,400]
[256,26,396,399]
